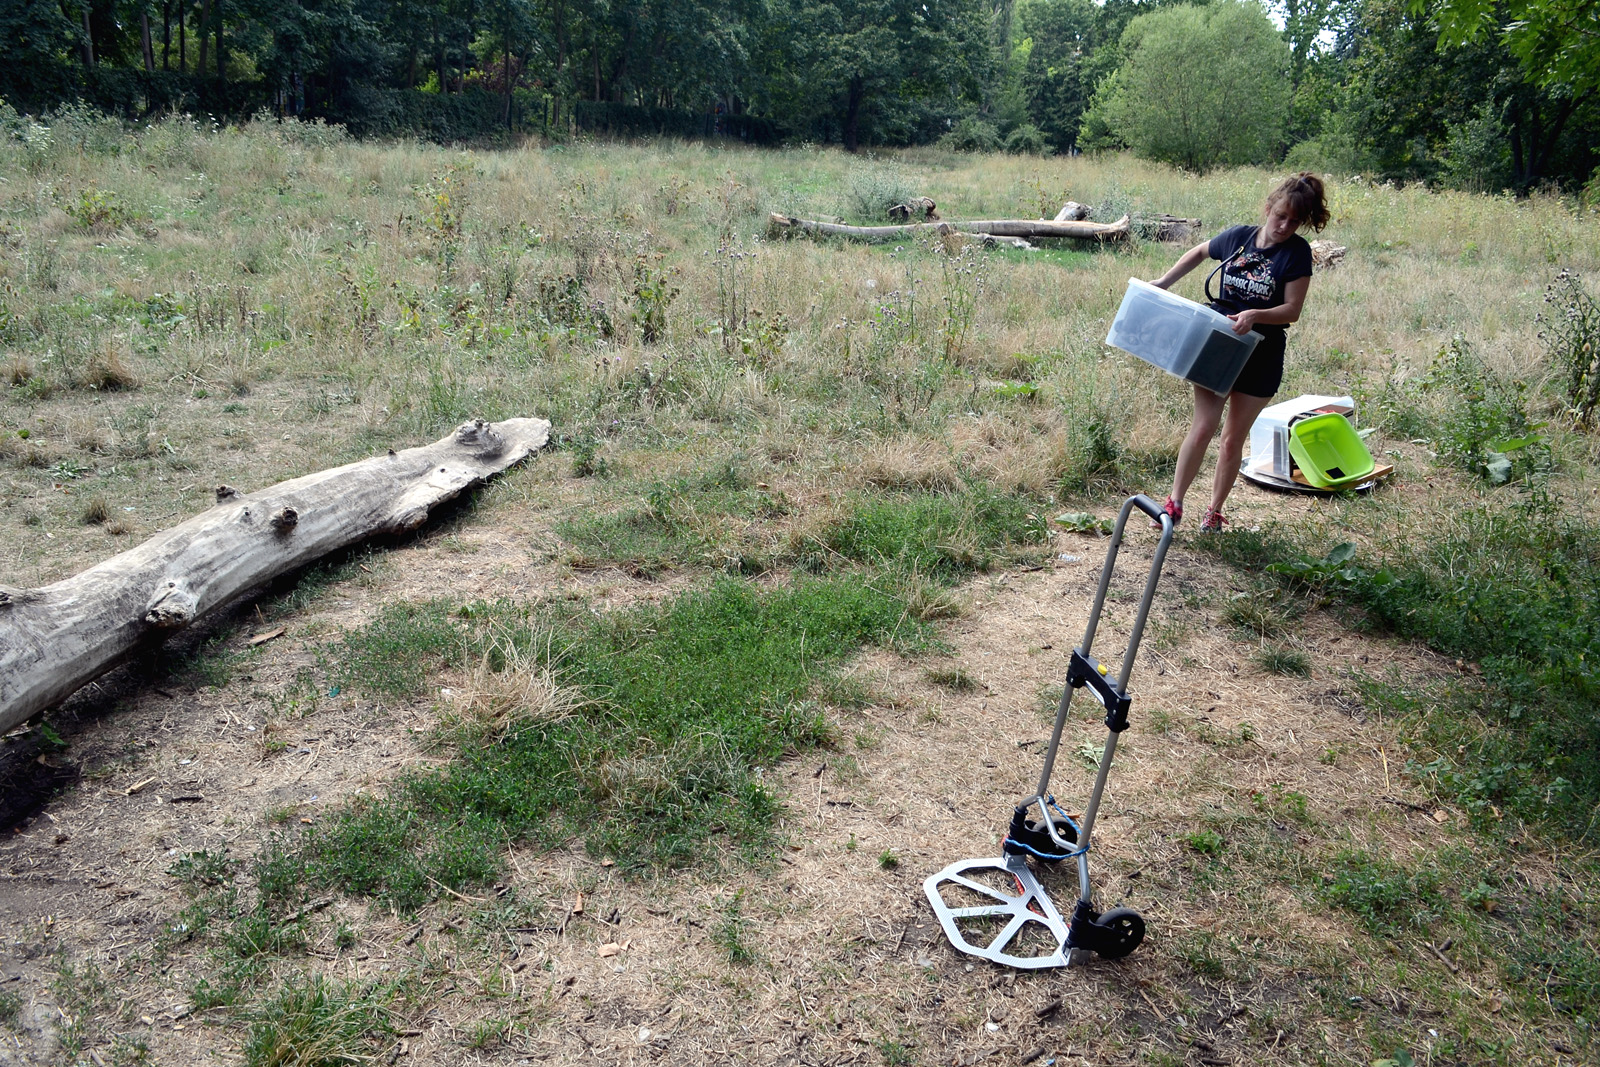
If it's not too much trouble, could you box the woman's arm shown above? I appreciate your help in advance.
[1149,240,1210,289]
[1226,275,1311,334]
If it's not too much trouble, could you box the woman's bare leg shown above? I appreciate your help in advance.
[1209,391,1275,513]
[1170,386,1228,508]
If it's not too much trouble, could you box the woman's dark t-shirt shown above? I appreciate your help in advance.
[1206,225,1313,331]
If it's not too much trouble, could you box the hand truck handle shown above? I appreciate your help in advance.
[1125,493,1169,525]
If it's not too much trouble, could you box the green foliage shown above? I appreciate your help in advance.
[1084,1,1290,172]
[1539,270,1600,429]
[63,185,137,232]
[1442,99,1512,191]
[1252,643,1311,677]
[713,891,758,964]
[840,164,922,223]
[939,118,1002,153]
[1181,829,1224,855]
[1002,123,1052,155]
[1422,337,1548,484]
[168,849,239,890]
[243,976,394,1067]
[1319,850,1444,934]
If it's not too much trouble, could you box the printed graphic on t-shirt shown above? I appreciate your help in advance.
[1221,249,1278,304]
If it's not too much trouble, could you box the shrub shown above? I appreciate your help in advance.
[840,163,921,222]
[938,118,1002,153]
[1004,123,1052,156]
[1539,269,1600,429]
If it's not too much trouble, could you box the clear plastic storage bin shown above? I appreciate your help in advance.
[1104,279,1262,395]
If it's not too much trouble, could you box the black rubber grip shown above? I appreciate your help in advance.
[1130,494,1167,523]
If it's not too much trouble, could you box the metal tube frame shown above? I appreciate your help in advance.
[1018,494,1174,903]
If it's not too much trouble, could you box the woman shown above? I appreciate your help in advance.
[1149,172,1331,532]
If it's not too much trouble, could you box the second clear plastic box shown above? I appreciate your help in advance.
[1104,278,1262,395]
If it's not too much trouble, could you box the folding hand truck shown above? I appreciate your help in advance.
[923,494,1175,969]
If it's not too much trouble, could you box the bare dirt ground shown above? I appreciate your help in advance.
[0,471,1519,1066]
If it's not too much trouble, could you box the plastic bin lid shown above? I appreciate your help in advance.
[1124,278,1247,335]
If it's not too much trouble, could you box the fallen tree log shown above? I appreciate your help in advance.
[0,417,550,732]
[767,212,1132,243]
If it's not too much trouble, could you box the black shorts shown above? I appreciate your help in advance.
[1211,310,1286,398]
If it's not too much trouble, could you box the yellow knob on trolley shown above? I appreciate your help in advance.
[1097,663,1108,675]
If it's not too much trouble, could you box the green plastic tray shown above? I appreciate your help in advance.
[1287,413,1375,489]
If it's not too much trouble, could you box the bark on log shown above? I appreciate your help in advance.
[1053,201,1091,222]
[767,213,1132,243]
[0,417,550,732]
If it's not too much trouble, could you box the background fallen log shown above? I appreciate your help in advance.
[1054,201,1091,222]
[0,417,550,733]
[768,213,1131,242]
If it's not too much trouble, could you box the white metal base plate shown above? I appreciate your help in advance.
[922,856,1072,970]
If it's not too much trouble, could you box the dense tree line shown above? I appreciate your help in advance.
[1,0,1596,188]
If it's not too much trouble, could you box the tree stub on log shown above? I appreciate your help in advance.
[767,213,1132,243]
[0,417,551,732]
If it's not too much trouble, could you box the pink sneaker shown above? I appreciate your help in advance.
[1151,496,1182,530]
[1199,507,1228,533]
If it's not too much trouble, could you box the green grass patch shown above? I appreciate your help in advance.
[307,576,926,908]
[243,975,395,1067]
[812,486,1046,580]
[1319,850,1445,935]
[555,463,788,576]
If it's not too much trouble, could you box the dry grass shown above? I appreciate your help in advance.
[2,118,1598,1067]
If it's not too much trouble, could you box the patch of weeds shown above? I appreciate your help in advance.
[816,485,1046,582]
[63,184,138,231]
[168,848,238,890]
[564,431,610,478]
[226,907,308,959]
[242,975,395,1067]
[1319,850,1444,935]
[878,849,900,870]
[80,494,111,525]
[1423,335,1549,485]
[301,577,925,908]
[1173,931,1230,981]
[1252,643,1311,676]
[878,1040,915,1066]
[1251,783,1311,825]
[1180,829,1224,855]
[52,957,112,1060]
[0,989,20,1027]
[1540,269,1600,428]
[925,666,977,691]
[1221,588,1294,638]
[712,891,758,965]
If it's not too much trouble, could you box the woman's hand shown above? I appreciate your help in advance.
[1226,309,1261,334]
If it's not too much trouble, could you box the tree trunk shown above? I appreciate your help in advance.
[81,9,95,66]
[197,0,210,78]
[162,1,172,70]
[179,6,186,72]
[767,213,1133,242]
[142,12,156,71]
[844,75,863,152]
[0,419,551,734]
[215,0,225,83]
